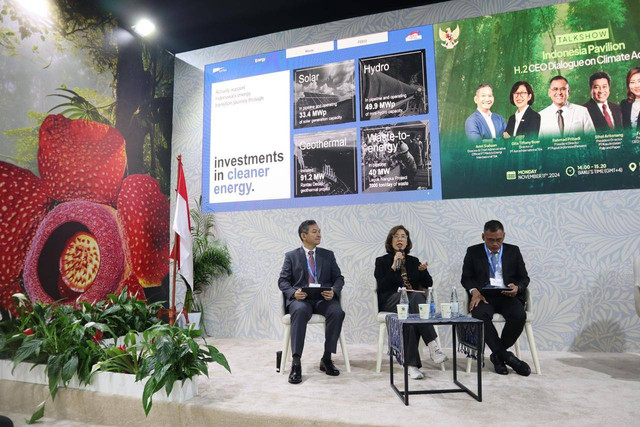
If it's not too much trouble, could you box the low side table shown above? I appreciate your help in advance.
[386,313,484,405]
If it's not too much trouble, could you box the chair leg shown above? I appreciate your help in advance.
[376,323,386,373]
[339,330,351,373]
[281,325,291,375]
[514,337,521,359]
[525,322,542,375]
[465,356,472,374]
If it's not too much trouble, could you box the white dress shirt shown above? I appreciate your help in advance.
[479,109,497,138]
[596,101,616,127]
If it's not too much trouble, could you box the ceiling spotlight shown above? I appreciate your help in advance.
[132,18,156,37]
[18,0,50,18]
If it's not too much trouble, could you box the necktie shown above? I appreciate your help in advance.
[557,109,564,136]
[490,252,499,278]
[602,104,614,128]
[308,250,315,283]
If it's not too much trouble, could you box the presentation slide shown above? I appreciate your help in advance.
[202,27,442,212]
[435,0,640,199]
[208,71,290,203]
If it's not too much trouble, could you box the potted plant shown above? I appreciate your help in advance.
[0,292,230,421]
[180,197,232,331]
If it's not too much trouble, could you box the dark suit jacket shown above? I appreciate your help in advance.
[620,98,640,129]
[374,253,432,311]
[461,243,529,304]
[505,107,541,138]
[465,110,507,141]
[278,247,344,308]
[583,98,623,131]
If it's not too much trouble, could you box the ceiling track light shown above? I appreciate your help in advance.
[132,18,156,37]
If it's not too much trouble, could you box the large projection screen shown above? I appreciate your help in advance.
[202,0,640,212]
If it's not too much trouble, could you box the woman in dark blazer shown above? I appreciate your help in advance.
[620,67,640,129]
[504,81,541,139]
[374,225,447,379]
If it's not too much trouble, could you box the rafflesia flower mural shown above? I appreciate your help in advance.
[0,115,169,316]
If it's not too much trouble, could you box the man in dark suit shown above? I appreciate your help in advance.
[278,219,345,384]
[465,83,507,141]
[461,220,531,376]
[583,71,623,132]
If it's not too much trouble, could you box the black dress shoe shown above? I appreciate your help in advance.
[490,353,508,375]
[288,364,302,384]
[319,358,340,376]
[504,351,531,376]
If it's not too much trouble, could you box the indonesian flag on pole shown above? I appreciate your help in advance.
[170,156,193,288]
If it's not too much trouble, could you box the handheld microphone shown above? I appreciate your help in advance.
[396,250,403,270]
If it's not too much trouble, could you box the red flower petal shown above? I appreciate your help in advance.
[0,161,52,315]
[38,115,126,205]
[117,175,169,288]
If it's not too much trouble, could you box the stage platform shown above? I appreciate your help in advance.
[1,338,639,426]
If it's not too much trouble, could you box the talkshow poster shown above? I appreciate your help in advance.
[434,0,640,199]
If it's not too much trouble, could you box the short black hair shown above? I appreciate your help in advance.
[483,220,504,233]
[298,220,317,241]
[589,72,611,88]
[549,75,568,86]
[476,83,493,93]
[509,81,535,106]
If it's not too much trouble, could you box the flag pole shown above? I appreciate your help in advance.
[166,153,191,326]
[169,230,178,326]
[169,153,182,326]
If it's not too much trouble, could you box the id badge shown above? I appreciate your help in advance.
[489,276,504,287]
[308,282,320,288]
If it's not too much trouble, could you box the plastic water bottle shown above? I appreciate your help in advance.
[427,288,436,318]
[399,287,409,306]
[399,287,409,318]
[450,286,459,318]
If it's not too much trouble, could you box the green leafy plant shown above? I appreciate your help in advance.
[3,299,113,423]
[0,290,231,420]
[92,331,143,375]
[136,323,231,415]
[182,197,232,313]
[80,288,163,337]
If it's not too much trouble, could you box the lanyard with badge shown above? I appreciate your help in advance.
[484,244,504,287]
[305,251,318,285]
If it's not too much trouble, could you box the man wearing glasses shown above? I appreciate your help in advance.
[539,75,595,138]
[278,220,345,384]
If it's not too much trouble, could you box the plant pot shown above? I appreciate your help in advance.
[0,359,198,403]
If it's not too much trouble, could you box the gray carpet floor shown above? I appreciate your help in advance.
[2,338,639,426]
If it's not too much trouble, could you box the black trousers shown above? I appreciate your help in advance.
[288,298,345,357]
[470,293,526,358]
[382,292,438,368]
